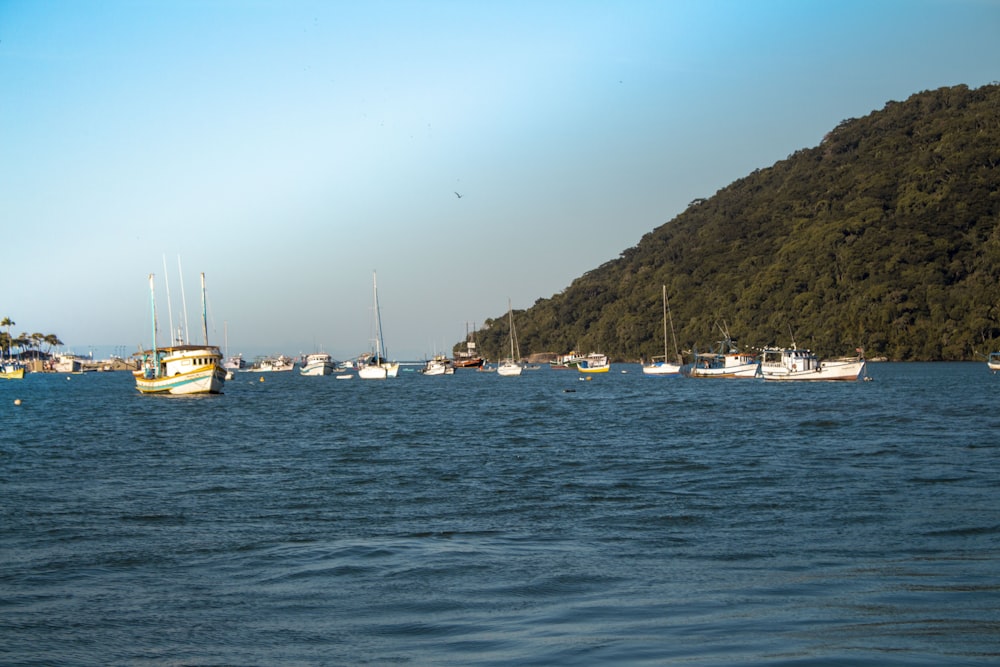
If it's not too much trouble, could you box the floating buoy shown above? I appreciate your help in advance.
[14,398,21,406]
[259,376,265,382]
[563,389,576,393]
[66,376,71,380]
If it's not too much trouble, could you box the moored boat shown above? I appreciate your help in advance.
[759,346,866,381]
[250,355,295,372]
[643,285,683,376]
[300,352,335,376]
[133,272,226,395]
[683,335,759,379]
[988,352,1000,373]
[1,361,25,380]
[453,323,484,368]
[576,352,610,373]
[497,298,523,377]
[358,271,399,380]
[420,355,455,375]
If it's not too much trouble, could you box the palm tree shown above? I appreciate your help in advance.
[43,334,64,357]
[29,333,44,359]
[1,317,13,360]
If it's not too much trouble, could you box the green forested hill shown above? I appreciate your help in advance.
[466,83,1000,362]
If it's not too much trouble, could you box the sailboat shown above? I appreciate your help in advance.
[643,284,683,376]
[497,298,523,377]
[358,271,400,380]
[133,272,226,395]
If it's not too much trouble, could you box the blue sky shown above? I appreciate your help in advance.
[2,0,999,361]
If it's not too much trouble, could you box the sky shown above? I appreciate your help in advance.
[2,0,999,361]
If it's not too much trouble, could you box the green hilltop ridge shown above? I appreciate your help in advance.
[464,83,1000,363]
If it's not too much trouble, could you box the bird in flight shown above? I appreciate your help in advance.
[454,191,463,199]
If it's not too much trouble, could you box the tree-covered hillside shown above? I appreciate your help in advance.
[464,84,1000,362]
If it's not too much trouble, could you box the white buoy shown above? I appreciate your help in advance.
[14,398,21,406]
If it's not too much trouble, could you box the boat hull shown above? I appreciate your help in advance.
[684,361,759,379]
[761,359,866,381]
[497,361,522,376]
[642,362,681,376]
[358,362,399,380]
[1,366,25,380]
[134,366,226,394]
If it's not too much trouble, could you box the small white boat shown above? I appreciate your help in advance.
[250,355,295,372]
[643,285,683,376]
[420,355,454,376]
[683,334,759,379]
[358,271,399,380]
[133,273,226,395]
[759,347,866,381]
[988,352,1000,373]
[300,352,336,376]
[497,298,523,377]
[223,354,245,372]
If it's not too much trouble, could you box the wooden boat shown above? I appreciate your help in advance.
[643,285,682,376]
[759,346,866,381]
[133,273,226,395]
[453,323,484,368]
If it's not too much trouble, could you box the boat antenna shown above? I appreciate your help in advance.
[147,273,159,364]
[162,254,175,347]
[201,272,209,345]
[178,255,190,345]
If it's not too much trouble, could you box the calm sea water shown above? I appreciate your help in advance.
[2,363,998,666]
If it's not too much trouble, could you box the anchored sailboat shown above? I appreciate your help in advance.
[358,271,399,380]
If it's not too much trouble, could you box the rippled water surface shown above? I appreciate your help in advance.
[2,363,999,665]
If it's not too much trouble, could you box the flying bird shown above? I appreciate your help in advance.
[454,191,463,198]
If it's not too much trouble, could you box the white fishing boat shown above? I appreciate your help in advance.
[133,273,226,395]
[683,334,759,379]
[759,346,866,381]
[497,298,523,377]
[250,355,295,372]
[358,271,399,380]
[223,354,244,369]
[643,285,683,376]
[420,355,454,376]
[300,352,335,376]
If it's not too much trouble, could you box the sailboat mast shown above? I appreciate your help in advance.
[665,286,681,361]
[507,298,516,359]
[372,271,383,360]
[200,272,209,345]
[148,273,159,369]
[661,285,668,360]
[178,256,189,345]
[162,254,175,347]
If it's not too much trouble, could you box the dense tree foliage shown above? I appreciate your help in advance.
[463,84,1000,362]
